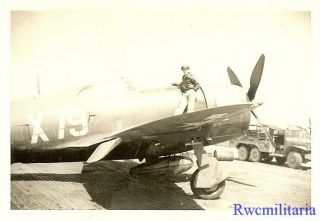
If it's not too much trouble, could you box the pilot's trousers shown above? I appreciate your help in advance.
[174,89,197,115]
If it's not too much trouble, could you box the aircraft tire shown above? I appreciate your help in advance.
[238,146,249,161]
[287,151,302,169]
[249,147,262,162]
[190,169,226,200]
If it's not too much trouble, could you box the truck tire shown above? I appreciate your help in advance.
[287,152,303,169]
[249,147,262,162]
[238,146,249,161]
[275,157,286,165]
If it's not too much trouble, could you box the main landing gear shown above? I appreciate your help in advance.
[190,143,228,199]
[128,142,230,200]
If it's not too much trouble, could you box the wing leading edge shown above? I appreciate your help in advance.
[85,103,260,163]
[114,103,259,138]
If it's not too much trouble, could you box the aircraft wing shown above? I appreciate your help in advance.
[113,103,259,138]
[84,103,258,163]
[44,103,257,163]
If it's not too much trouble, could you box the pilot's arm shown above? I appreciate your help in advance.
[193,82,200,91]
[189,74,200,91]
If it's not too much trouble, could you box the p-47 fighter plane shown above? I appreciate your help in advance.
[11,54,265,200]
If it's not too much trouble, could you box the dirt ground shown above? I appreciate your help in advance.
[11,150,311,210]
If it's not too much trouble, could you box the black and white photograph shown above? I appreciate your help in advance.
[1,0,319,218]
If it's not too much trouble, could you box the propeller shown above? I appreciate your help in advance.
[247,54,265,101]
[227,54,274,150]
[227,67,242,87]
[227,54,265,101]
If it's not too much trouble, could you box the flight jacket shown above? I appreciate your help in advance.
[178,73,200,93]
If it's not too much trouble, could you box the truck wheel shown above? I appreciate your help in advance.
[287,152,303,169]
[190,169,226,200]
[238,146,249,161]
[249,147,261,162]
[275,157,286,165]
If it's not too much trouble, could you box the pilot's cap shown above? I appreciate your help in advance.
[181,65,190,71]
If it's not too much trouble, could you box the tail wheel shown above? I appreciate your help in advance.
[249,147,262,162]
[190,169,226,200]
[275,157,286,165]
[238,146,249,161]
[287,152,303,169]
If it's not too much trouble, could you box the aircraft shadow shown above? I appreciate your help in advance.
[11,160,204,210]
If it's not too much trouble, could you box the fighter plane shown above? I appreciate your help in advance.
[11,54,265,200]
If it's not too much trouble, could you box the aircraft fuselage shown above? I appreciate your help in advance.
[11,83,250,163]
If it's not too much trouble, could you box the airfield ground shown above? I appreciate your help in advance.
[11,147,311,210]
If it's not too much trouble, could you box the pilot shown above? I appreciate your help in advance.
[172,65,200,115]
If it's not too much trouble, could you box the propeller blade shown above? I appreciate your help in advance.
[227,67,243,87]
[247,54,265,101]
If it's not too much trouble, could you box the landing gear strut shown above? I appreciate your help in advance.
[190,143,228,200]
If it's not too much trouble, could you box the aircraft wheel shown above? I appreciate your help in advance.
[190,169,226,200]
[249,147,261,162]
[275,157,286,165]
[287,152,302,169]
[238,146,249,161]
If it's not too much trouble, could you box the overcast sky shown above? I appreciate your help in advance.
[11,11,311,128]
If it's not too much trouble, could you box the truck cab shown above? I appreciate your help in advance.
[230,124,311,169]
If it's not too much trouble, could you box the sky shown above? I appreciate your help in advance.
[11,11,312,128]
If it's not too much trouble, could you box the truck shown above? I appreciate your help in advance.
[229,124,311,169]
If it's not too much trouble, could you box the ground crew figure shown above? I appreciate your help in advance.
[172,65,200,115]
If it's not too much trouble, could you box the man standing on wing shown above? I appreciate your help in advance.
[172,65,200,115]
